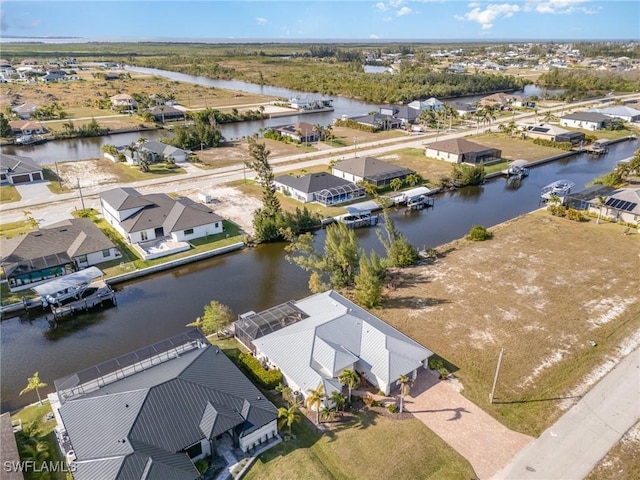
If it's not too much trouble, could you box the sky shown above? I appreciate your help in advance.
[0,0,639,41]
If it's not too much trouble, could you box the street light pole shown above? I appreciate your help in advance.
[77,177,86,213]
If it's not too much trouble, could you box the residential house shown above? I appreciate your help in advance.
[332,156,414,187]
[274,122,319,143]
[11,102,39,120]
[42,70,67,82]
[149,105,185,123]
[0,153,43,184]
[587,188,640,225]
[560,112,611,131]
[450,102,477,118]
[0,218,120,290]
[236,290,433,401]
[588,106,640,123]
[138,140,189,164]
[346,113,402,131]
[425,138,502,164]
[408,97,445,112]
[110,93,137,111]
[274,172,365,206]
[522,123,585,144]
[0,413,24,480]
[51,329,278,480]
[100,187,223,244]
[480,92,524,108]
[9,120,47,136]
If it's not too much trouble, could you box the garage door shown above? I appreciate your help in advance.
[32,172,43,181]
[11,174,31,183]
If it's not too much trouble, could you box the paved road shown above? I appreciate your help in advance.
[493,347,640,480]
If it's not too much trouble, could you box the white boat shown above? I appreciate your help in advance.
[505,159,530,178]
[541,179,575,201]
[31,267,104,307]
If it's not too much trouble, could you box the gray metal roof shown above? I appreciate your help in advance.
[561,111,611,123]
[252,291,433,396]
[274,172,357,194]
[162,198,222,233]
[0,152,42,175]
[57,330,277,480]
[100,188,155,212]
[333,157,413,180]
[31,266,103,296]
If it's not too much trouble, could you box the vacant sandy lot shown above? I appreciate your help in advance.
[377,212,640,435]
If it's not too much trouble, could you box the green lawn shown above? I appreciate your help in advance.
[42,169,72,194]
[244,410,475,480]
[0,185,21,203]
[0,219,33,239]
[471,133,569,161]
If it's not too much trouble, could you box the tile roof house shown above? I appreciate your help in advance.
[0,218,120,290]
[560,112,611,131]
[9,120,47,136]
[51,330,278,480]
[237,290,433,401]
[100,187,223,245]
[274,172,365,205]
[332,157,414,187]
[0,153,43,184]
[425,138,502,164]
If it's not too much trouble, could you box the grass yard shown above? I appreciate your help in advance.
[0,219,33,239]
[470,133,567,161]
[245,411,474,480]
[0,185,21,203]
[586,421,640,480]
[378,148,454,187]
[376,211,640,437]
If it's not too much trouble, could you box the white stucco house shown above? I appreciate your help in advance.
[560,112,611,131]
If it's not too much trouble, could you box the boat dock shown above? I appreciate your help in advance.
[502,159,531,178]
[585,139,610,155]
[49,282,117,321]
[388,186,436,211]
[334,200,381,228]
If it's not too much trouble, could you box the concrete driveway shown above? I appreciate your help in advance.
[405,369,533,480]
[14,180,56,204]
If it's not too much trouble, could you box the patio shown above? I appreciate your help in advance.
[133,236,191,260]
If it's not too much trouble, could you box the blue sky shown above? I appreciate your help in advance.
[1,1,638,41]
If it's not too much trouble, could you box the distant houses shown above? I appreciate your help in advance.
[425,138,502,164]
[106,141,190,165]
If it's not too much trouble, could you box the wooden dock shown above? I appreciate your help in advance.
[49,285,117,321]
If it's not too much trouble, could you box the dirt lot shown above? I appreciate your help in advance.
[376,211,640,436]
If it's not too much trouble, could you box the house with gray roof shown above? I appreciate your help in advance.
[0,153,43,184]
[425,138,502,164]
[274,172,365,205]
[100,187,223,245]
[522,123,585,145]
[11,102,39,120]
[332,157,414,187]
[347,113,403,131]
[560,112,611,131]
[588,105,640,123]
[51,330,278,480]
[148,105,185,124]
[586,188,640,225]
[408,97,444,112]
[237,290,433,402]
[273,122,319,143]
[0,218,120,290]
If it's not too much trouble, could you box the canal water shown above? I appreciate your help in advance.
[1,139,636,412]
[1,65,561,165]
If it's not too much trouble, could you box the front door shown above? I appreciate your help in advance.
[154,227,164,238]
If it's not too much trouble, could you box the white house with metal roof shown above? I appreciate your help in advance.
[242,291,433,402]
[559,111,611,131]
[274,172,365,205]
[588,105,640,123]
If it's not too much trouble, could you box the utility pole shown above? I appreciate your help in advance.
[354,136,358,158]
[77,177,86,213]
[489,347,505,404]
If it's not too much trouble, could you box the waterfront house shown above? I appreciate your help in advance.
[51,330,278,480]
[138,140,189,163]
[332,156,414,187]
[109,93,137,111]
[0,153,43,184]
[408,97,445,112]
[347,113,402,131]
[522,123,585,144]
[588,105,640,123]
[586,188,640,224]
[274,172,365,205]
[0,218,120,290]
[560,112,611,131]
[100,187,223,245]
[11,102,39,120]
[149,105,185,123]
[480,92,524,108]
[274,122,319,143]
[425,138,502,164]
[236,290,433,402]
[450,102,478,118]
[9,120,47,136]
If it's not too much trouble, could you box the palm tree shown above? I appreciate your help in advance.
[595,194,608,224]
[329,391,346,412]
[542,111,556,124]
[20,372,48,405]
[405,173,422,187]
[338,369,360,403]
[277,405,300,437]
[397,374,414,413]
[390,178,403,192]
[306,383,327,425]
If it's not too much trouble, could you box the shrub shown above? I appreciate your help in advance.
[428,357,444,371]
[548,205,567,217]
[532,138,573,151]
[238,353,283,389]
[466,225,493,241]
[387,403,398,413]
[363,394,376,407]
[566,208,586,222]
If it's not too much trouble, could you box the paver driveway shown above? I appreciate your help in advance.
[405,369,533,480]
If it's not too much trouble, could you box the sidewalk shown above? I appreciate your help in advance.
[493,347,640,480]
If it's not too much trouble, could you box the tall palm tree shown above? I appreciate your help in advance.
[306,383,327,425]
[595,195,608,224]
[390,178,403,192]
[277,405,300,436]
[338,369,360,403]
[405,173,422,187]
[329,391,346,412]
[397,374,414,413]
[19,372,48,405]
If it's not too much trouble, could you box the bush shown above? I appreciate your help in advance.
[238,353,283,389]
[387,403,398,413]
[532,138,573,151]
[566,208,586,222]
[466,225,493,241]
[428,357,444,371]
[547,205,567,217]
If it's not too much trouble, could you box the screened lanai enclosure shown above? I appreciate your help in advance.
[315,183,365,206]
[234,301,309,351]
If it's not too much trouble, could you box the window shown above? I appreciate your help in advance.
[102,249,111,257]
[184,228,194,235]
[77,255,87,263]
[141,231,148,241]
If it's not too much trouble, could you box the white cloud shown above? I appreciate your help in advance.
[397,6,412,16]
[526,0,594,14]
[375,2,388,12]
[256,17,267,25]
[370,33,381,39]
[456,3,521,30]
[389,0,405,7]
[468,2,481,7]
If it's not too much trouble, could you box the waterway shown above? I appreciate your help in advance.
[1,139,636,413]
[1,65,561,166]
